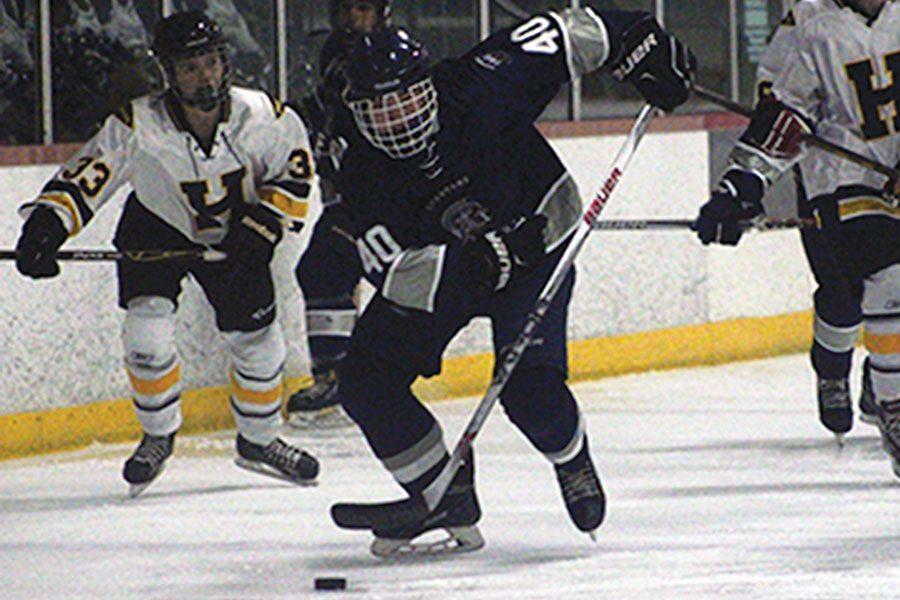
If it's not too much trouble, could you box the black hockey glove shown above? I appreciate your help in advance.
[694,170,766,246]
[218,203,284,278]
[610,15,696,113]
[15,206,69,279]
[465,214,548,295]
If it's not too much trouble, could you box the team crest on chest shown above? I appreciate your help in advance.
[441,198,492,240]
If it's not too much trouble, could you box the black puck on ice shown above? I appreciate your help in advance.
[314,577,347,591]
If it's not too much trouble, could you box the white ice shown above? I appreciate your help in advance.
[2,354,899,599]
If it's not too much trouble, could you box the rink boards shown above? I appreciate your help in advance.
[0,113,815,459]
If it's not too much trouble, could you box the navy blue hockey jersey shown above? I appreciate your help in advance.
[300,8,622,365]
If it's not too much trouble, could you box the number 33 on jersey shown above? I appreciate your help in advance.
[19,89,318,244]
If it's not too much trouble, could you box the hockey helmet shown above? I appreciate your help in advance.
[329,0,392,32]
[841,0,888,18]
[152,10,231,111]
[344,26,438,159]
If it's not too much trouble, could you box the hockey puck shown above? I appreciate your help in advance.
[314,577,347,591]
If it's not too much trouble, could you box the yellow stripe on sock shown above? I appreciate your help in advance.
[864,331,900,355]
[230,372,283,405]
[127,365,181,397]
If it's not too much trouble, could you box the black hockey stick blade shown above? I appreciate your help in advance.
[331,497,429,531]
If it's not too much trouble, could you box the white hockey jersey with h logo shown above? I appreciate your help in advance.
[21,86,317,246]
[759,1,899,199]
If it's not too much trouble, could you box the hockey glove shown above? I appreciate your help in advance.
[15,206,69,279]
[694,169,766,246]
[218,203,284,278]
[465,214,548,295]
[610,15,696,113]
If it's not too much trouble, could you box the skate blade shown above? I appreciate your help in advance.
[833,433,846,448]
[370,526,485,559]
[126,464,166,498]
[588,529,599,543]
[234,457,318,487]
[286,407,353,431]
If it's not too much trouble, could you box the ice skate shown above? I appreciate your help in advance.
[555,436,606,540]
[817,377,853,443]
[875,399,900,479]
[123,432,175,498]
[234,435,320,485]
[286,372,352,430]
[364,453,483,558]
[858,359,878,426]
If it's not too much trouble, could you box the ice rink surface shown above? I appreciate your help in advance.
[2,354,899,599]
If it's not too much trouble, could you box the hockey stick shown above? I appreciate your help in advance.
[693,85,900,181]
[331,104,659,531]
[0,248,226,262]
[590,217,815,231]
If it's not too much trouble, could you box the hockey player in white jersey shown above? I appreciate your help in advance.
[14,10,320,496]
[756,0,881,438]
[694,0,900,475]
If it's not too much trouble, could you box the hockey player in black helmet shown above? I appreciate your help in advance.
[286,0,393,429]
[14,10,321,497]
[314,10,694,556]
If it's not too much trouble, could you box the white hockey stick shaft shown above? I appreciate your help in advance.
[421,105,659,511]
[590,217,816,231]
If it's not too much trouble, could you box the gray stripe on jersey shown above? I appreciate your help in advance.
[307,309,357,337]
[537,173,582,252]
[382,245,446,313]
[382,424,447,484]
[552,8,610,78]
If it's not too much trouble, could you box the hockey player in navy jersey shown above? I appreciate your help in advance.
[286,0,392,428]
[14,11,320,496]
[695,0,899,472]
[307,8,694,555]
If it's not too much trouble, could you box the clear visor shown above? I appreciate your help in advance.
[348,78,438,160]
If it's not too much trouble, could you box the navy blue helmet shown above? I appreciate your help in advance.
[344,26,431,101]
[343,27,437,159]
[152,11,231,111]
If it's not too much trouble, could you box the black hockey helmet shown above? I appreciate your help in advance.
[329,0,392,32]
[152,10,231,111]
[343,27,437,159]
[842,0,888,18]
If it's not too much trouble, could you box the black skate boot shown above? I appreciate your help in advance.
[286,370,351,430]
[123,432,175,498]
[555,436,606,539]
[875,398,900,479]
[369,452,484,558]
[234,435,320,485]
[817,377,853,442]
[858,358,878,426]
